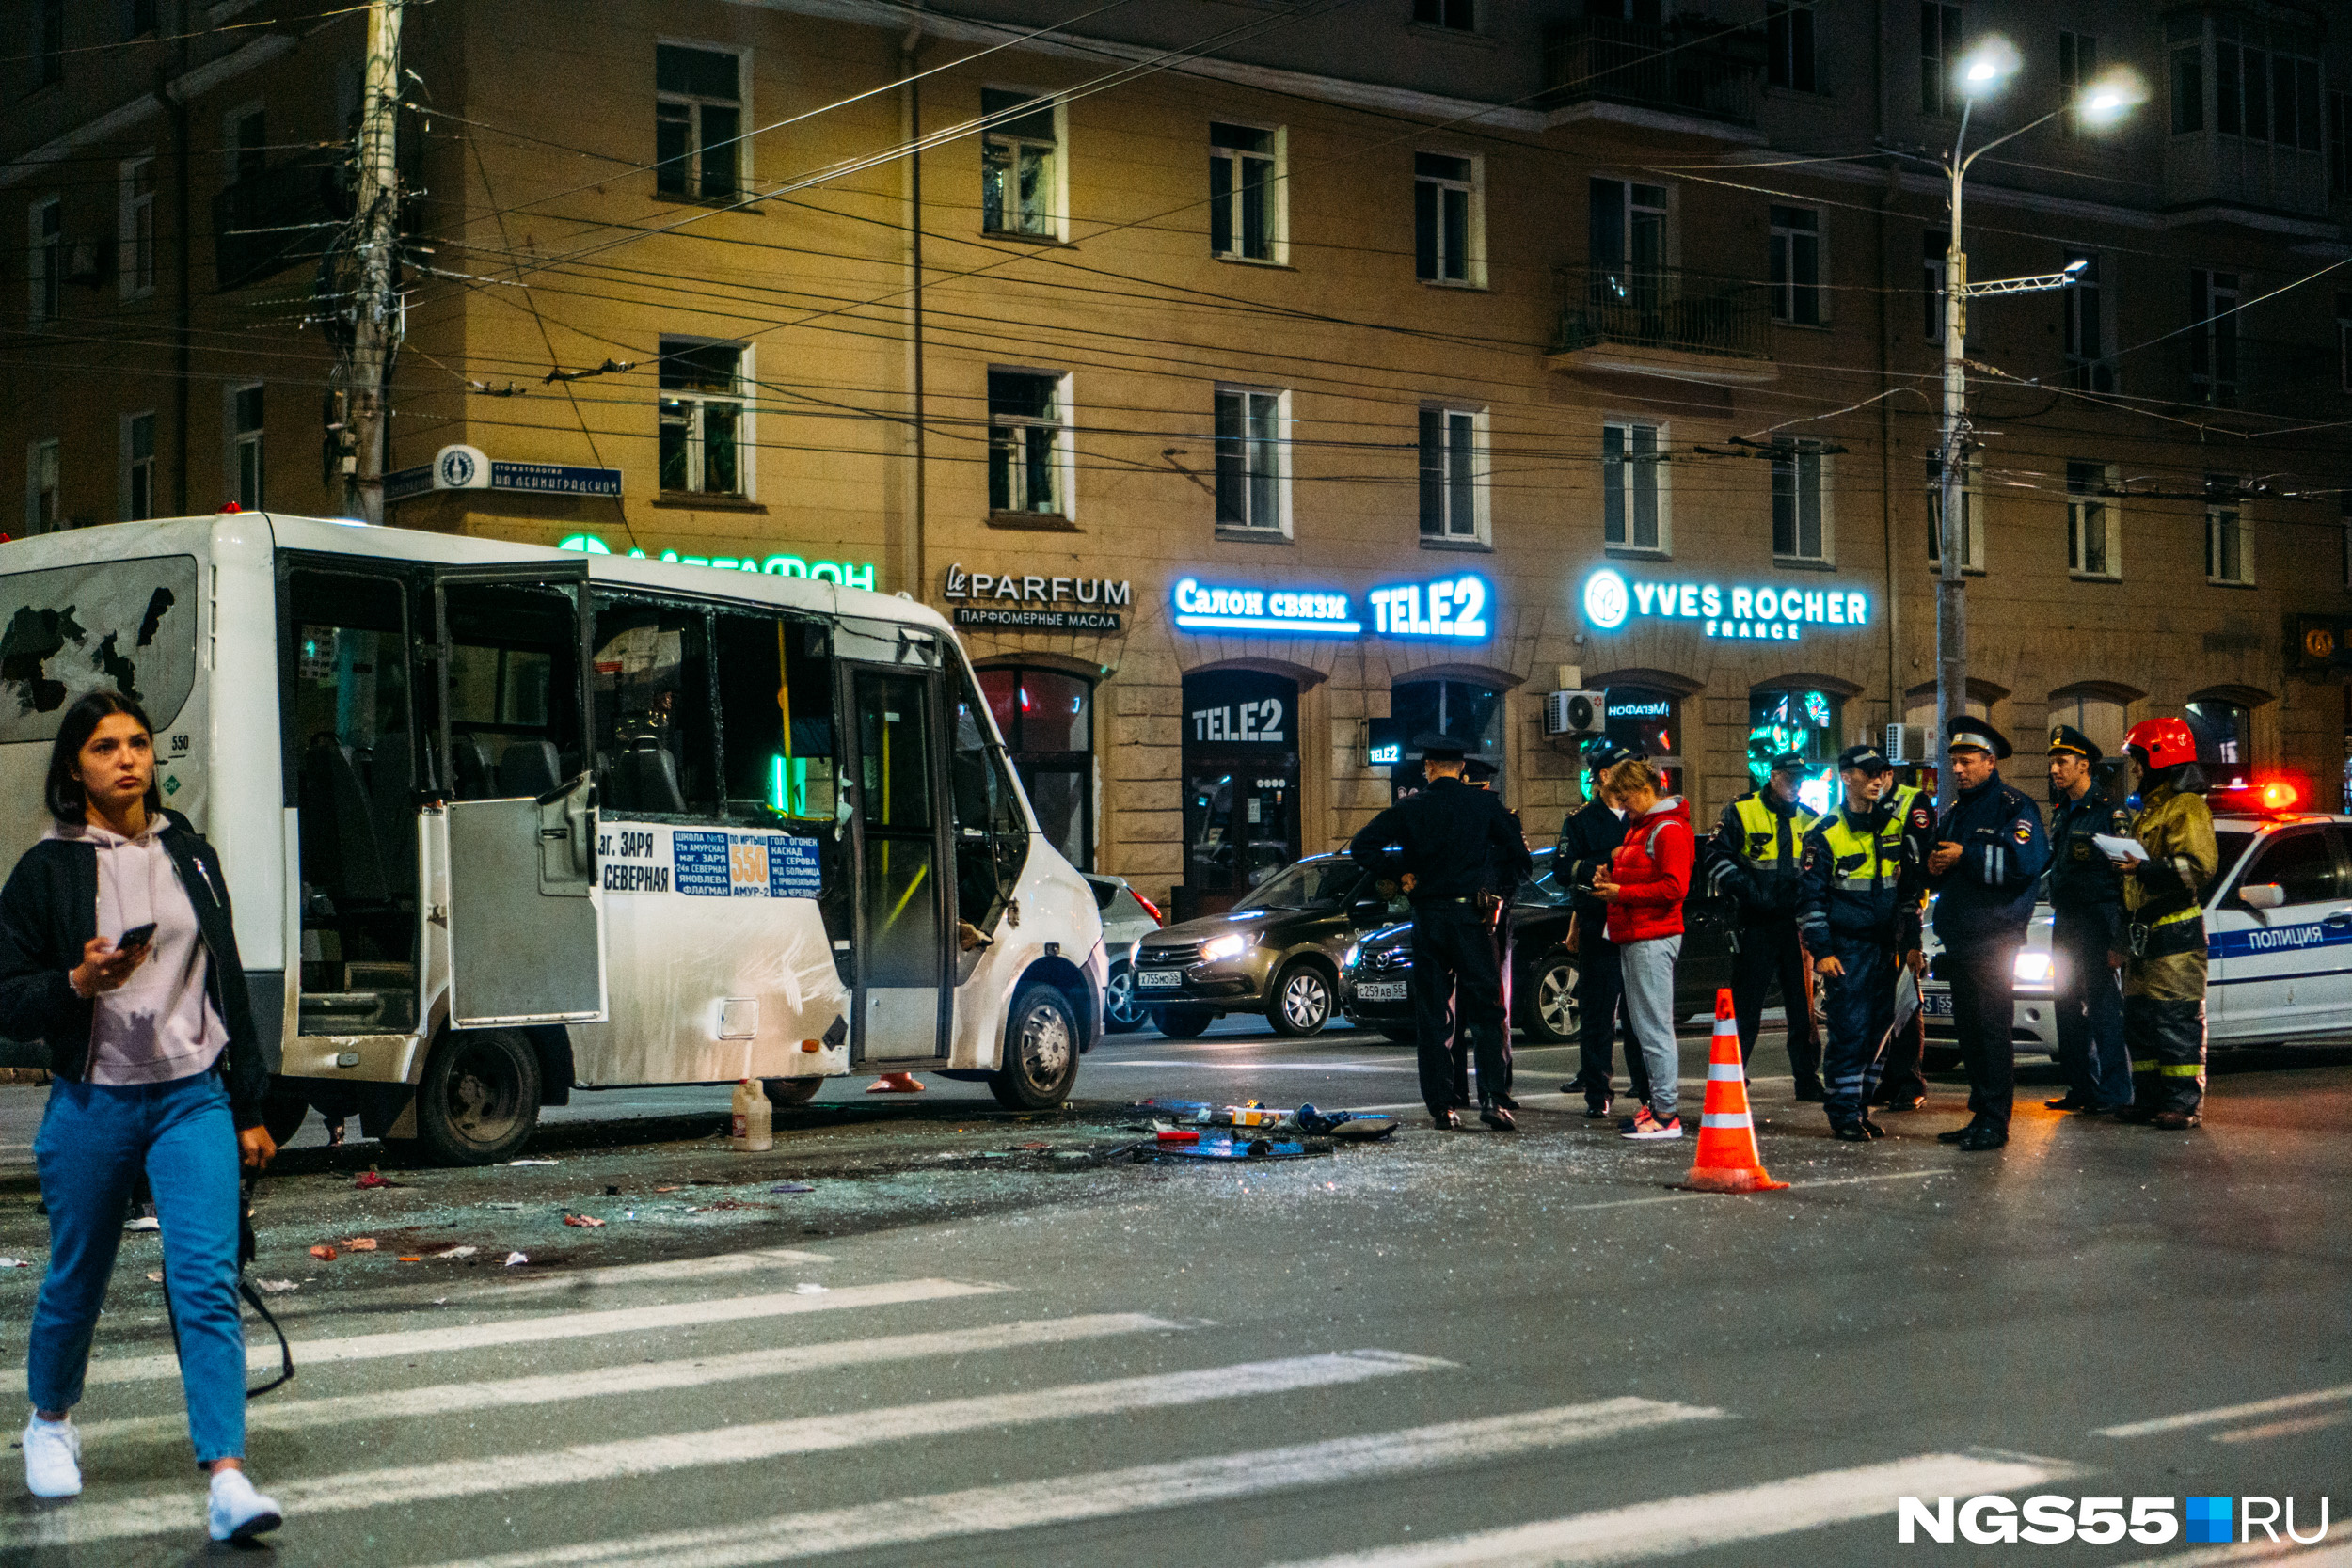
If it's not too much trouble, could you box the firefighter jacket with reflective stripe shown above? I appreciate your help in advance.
[1796,800,1924,951]
[1710,790,1818,922]
[2122,784,2218,960]
[1929,773,2050,948]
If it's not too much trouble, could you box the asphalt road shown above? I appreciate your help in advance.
[0,1018,2346,1565]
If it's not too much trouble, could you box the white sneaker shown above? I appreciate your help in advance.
[207,1467,284,1543]
[22,1413,81,1498]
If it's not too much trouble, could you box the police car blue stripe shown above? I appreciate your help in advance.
[2204,920,2352,961]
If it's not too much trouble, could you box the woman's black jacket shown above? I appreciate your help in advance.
[0,810,268,1130]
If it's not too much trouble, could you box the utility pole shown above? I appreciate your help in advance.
[342,0,403,523]
[1934,145,1968,815]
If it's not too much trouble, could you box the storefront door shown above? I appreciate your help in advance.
[1180,670,1300,918]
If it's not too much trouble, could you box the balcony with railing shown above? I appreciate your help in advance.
[1549,262,1775,385]
[1539,17,1762,131]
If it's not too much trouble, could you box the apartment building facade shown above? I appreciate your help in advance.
[6,0,2350,912]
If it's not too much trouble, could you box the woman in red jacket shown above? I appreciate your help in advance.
[1591,758,1693,1139]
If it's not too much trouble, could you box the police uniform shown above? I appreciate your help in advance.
[1708,752,1824,1098]
[1448,755,1519,1110]
[1554,740,1645,1115]
[1926,720,2051,1151]
[1348,735,1534,1130]
[2044,726,2133,1113]
[1870,777,1940,1109]
[1795,745,1926,1136]
[2119,757,2218,1127]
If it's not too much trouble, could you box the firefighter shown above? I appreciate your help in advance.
[1795,745,1927,1140]
[2108,717,2218,1130]
[2045,725,2134,1114]
[1926,718,2050,1153]
[1708,751,1824,1099]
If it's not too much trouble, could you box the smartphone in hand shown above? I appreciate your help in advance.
[115,923,158,954]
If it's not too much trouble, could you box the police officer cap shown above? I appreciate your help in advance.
[2047,724,2102,762]
[1836,743,1893,774]
[1413,731,1470,761]
[1463,755,1500,782]
[1947,717,2012,759]
[1581,738,1633,770]
[1768,751,1807,774]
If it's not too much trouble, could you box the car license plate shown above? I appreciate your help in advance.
[1356,981,1407,1002]
[1138,970,1184,989]
[1920,990,1955,1017]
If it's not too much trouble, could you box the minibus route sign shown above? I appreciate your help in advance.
[672,831,821,899]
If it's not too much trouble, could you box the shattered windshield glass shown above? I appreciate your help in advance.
[0,555,199,741]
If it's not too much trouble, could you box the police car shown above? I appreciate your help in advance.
[1919,784,2352,1066]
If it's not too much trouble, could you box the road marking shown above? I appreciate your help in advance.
[255,1245,840,1321]
[32,1350,1459,1545]
[2213,1410,2352,1444]
[1256,1452,2076,1567]
[2096,1383,2352,1438]
[75,1312,1183,1447]
[1092,1062,1416,1072]
[72,1276,1001,1386]
[403,1398,1726,1568]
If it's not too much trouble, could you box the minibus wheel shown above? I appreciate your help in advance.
[408,1028,541,1166]
[990,982,1081,1110]
[762,1077,824,1107]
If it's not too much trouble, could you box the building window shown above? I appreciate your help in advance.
[1749,688,1841,810]
[981,89,1060,239]
[2207,16,2324,151]
[226,104,265,185]
[1415,152,1481,286]
[126,0,157,38]
[658,340,746,497]
[1418,406,1484,544]
[24,439,60,534]
[35,0,63,87]
[977,666,1094,870]
[1591,178,1668,313]
[2338,291,2350,393]
[1209,123,1280,262]
[655,44,742,201]
[1922,230,1947,342]
[1214,387,1287,534]
[1603,686,1681,796]
[2063,253,2111,391]
[2205,475,2250,585]
[1412,0,1474,31]
[2334,92,2350,194]
[122,411,155,522]
[987,369,1071,519]
[2058,31,2096,136]
[1771,441,1827,562]
[229,384,263,511]
[1920,1,1962,119]
[1602,421,1664,553]
[1768,205,1822,325]
[1766,0,1816,92]
[2066,460,2118,579]
[2185,697,2252,789]
[119,155,156,299]
[2189,269,2239,408]
[27,197,60,329]
[1926,455,1981,570]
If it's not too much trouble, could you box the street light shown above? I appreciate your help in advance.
[1928,41,2144,809]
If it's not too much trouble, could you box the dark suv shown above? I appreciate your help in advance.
[1129,854,1408,1037]
[1340,849,1738,1040]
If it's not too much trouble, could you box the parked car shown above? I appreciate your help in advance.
[1340,849,1740,1041]
[1083,872,1165,1035]
[1129,853,1406,1037]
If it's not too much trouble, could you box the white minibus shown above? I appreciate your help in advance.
[0,515,1105,1163]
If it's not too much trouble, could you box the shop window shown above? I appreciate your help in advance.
[1209,122,1281,262]
[1181,669,1300,910]
[977,665,1093,869]
[2185,697,2252,789]
[1749,687,1841,813]
[982,88,1060,239]
[713,610,835,820]
[1391,678,1504,791]
[590,597,717,816]
[656,43,742,201]
[1603,684,1681,797]
[658,338,747,497]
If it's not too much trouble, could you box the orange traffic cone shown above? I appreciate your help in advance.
[1683,989,1788,1193]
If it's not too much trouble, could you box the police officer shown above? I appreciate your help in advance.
[1795,744,1926,1140]
[2045,725,2133,1115]
[1869,771,1940,1113]
[1925,719,2050,1152]
[1350,733,1534,1131]
[1709,750,1825,1099]
[2109,718,2218,1130]
[1446,755,1520,1112]
[1554,739,1644,1117]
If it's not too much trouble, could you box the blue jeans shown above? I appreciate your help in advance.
[30,1072,246,1465]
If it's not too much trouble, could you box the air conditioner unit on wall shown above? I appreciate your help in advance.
[1884,723,1931,765]
[1545,689,1607,738]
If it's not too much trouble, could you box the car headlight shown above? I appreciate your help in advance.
[1342,942,1359,971]
[2013,952,2053,983]
[1201,934,1249,962]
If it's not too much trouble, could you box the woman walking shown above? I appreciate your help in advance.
[1590,757,1693,1141]
[0,690,285,1542]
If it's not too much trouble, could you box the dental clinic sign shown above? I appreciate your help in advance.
[1581,568,1868,641]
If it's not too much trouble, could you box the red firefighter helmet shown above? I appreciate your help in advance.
[2124,716,2197,770]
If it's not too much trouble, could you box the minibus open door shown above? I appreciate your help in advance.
[429,565,608,1029]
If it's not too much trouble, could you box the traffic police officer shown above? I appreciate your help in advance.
[2110,717,2218,1130]
[1869,772,1940,1112]
[1709,751,1824,1099]
[1795,744,1926,1140]
[1554,739,1643,1116]
[2045,725,2133,1114]
[1446,755,1520,1112]
[1349,733,1533,1131]
[1925,718,2050,1152]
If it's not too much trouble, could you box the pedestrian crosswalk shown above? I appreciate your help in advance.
[0,1248,2147,1562]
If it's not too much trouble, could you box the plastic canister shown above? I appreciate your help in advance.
[731,1080,773,1152]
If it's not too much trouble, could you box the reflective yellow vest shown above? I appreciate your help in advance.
[1732,792,1818,869]
[1818,801,1906,893]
